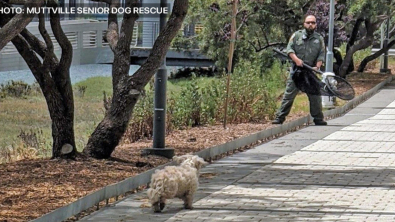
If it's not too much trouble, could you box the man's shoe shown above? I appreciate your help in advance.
[272,119,284,124]
[314,120,327,125]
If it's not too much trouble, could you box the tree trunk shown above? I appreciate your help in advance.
[333,48,343,76]
[339,18,383,77]
[339,38,373,77]
[83,0,189,159]
[10,35,77,158]
[83,83,141,158]
[358,39,395,72]
[1,1,77,159]
[47,6,76,158]
[346,18,364,52]
[10,34,77,159]
[340,18,364,76]
[47,93,76,158]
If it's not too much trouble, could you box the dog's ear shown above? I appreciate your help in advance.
[173,155,188,164]
[194,156,207,170]
[172,156,182,164]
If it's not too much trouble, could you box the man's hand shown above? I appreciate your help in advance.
[289,53,303,67]
[313,67,320,71]
[295,58,303,67]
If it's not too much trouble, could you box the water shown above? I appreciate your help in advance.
[0,64,182,85]
[0,64,138,85]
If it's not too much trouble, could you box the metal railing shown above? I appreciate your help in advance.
[0,19,202,71]
[1,20,139,55]
[372,48,395,56]
[0,20,140,71]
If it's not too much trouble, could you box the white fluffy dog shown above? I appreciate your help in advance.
[147,154,207,212]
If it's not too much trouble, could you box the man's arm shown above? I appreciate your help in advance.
[286,33,303,67]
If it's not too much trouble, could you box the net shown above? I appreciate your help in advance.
[292,67,333,96]
[324,76,355,100]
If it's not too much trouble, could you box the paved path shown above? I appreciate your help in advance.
[80,81,395,222]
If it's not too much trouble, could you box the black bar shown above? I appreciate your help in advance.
[272,48,323,74]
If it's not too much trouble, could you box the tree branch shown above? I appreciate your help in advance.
[107,0,120,51]
[11,35,54,93]
[346,18,364,52]
[235,8,254,33]
[0,1,59,68]
[339,17,384,77]
[130,0,188,88]
[20,29,47,57]
[110,0,139,87]
[389,24,395,36]
[248,40,259,52]
[263,32,269,45]
[48,0,73,72]
[39,12,57,73]
[0,0,44,51]
[248,41,285,52]
[357,39,395,72]
[39,12,53,53]
[45,0,74,115]
[117,0,139,51]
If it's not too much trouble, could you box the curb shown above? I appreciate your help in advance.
[323,75,394,119]
[30,75,394,222]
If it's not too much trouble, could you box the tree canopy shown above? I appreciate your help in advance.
[175,0,395,76]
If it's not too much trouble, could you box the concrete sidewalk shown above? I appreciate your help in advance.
[80,80,395,222]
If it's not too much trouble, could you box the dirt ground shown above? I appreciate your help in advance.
[0,71,393,222]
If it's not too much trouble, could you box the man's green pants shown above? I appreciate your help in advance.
[275,75,324,122]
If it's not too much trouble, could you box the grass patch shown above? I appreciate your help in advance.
[0,77,112,158]
[169,76,220,90]
[74,76,113,101]
[0,97,51,148]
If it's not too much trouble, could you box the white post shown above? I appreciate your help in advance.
[322,0,335,109]
[380,22,385,70]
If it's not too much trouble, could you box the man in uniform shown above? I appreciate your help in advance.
[272,14,327,125]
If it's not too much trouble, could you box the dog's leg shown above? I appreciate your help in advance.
[159,197,166,211]
[180,196,187,208]
[160,202,166,210]
[183,193,194,209]
[152,201,162,213]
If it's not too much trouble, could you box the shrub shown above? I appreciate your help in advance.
[122,80,155,143]
[225,59,288,122]
[200,76,226,125]
[31,81,43,97]
[77,85,88,98]
[168,75,204,128]
[0,90,6,101]
[0,128,51,163]
[0,80,32,98]
[0,143,38,163]
[169,67,218,79]
[17,128,51,157]
[121,58,289,143]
